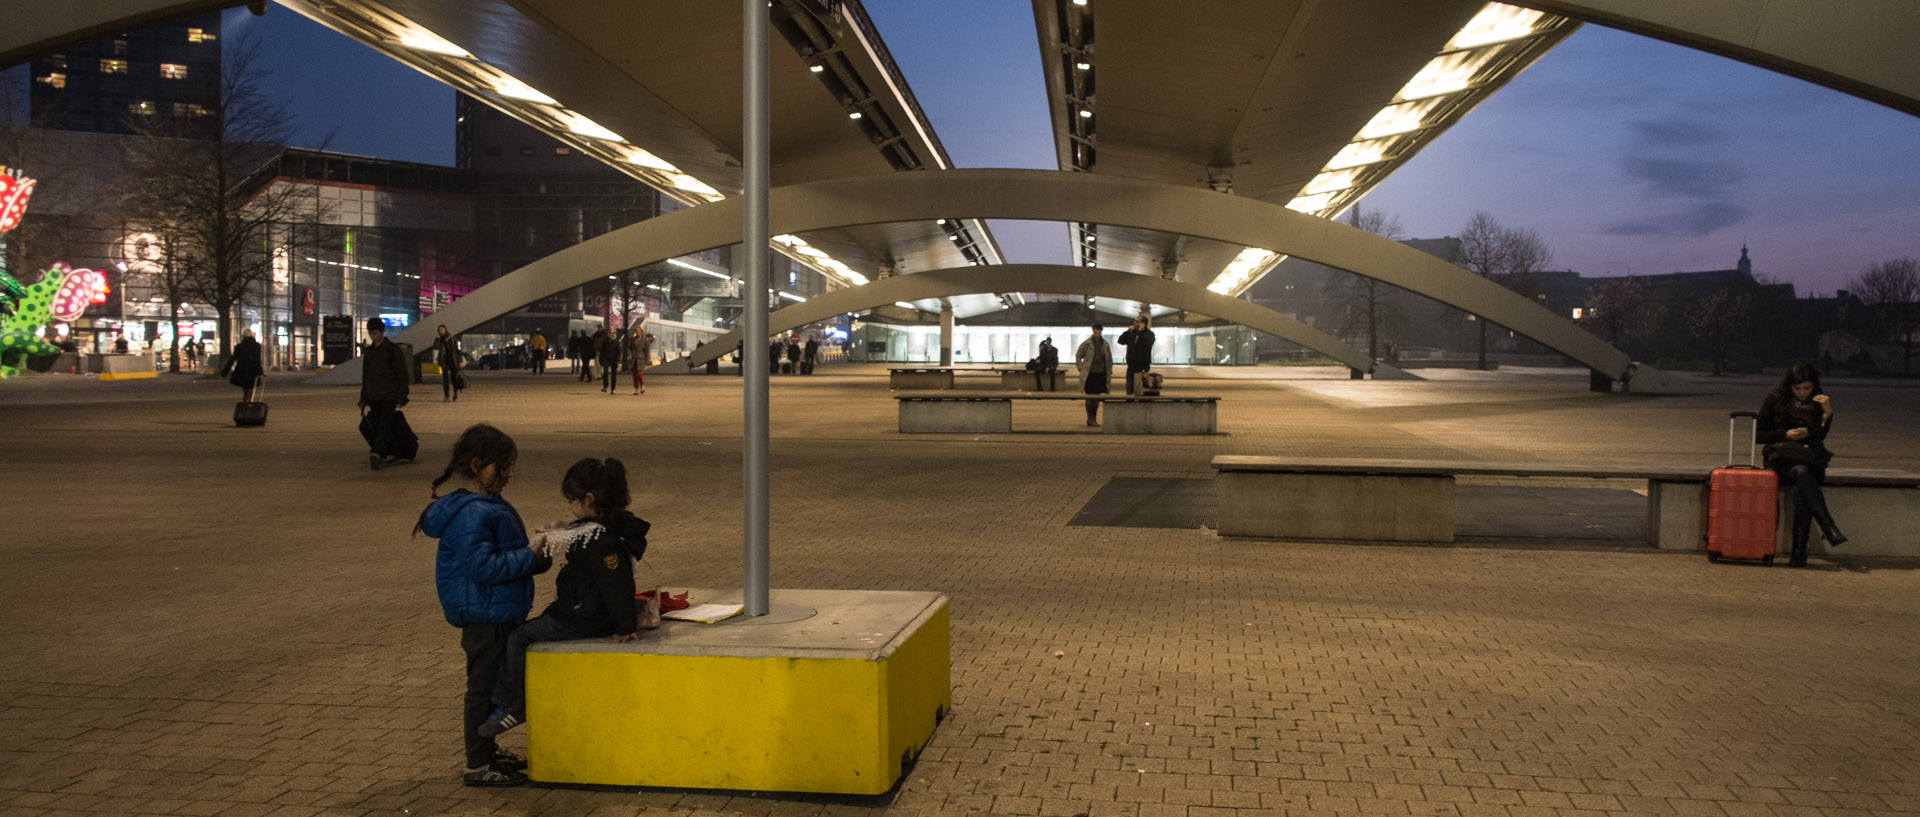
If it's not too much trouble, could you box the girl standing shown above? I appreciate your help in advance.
[415,424,549,787]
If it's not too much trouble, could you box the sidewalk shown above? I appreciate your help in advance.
[1,364,1916,816]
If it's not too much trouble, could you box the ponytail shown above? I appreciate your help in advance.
[561,456,632,520]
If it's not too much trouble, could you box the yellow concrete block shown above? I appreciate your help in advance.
[526,590,949,794]
[98,370,158,381]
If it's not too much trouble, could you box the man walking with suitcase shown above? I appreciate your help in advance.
[360,318,416,469]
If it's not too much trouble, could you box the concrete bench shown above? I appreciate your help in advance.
[896,392,1219,435]
[988,367,1066,391]
[525,588,949,794]
[1210,455,1920,557]
[888,367,954,390]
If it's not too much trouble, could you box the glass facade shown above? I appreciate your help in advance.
[848,323,1256,365]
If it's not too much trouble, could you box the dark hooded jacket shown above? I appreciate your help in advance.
[420,491,546,627]
[540,513,652,636]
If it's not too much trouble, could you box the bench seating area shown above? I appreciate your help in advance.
[888,366,1068,391]
[1210,455,1920,557]
[897,392,1219,435]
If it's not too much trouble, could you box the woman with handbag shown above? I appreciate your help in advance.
[1757,363,1846,566]
[433,325,464,402]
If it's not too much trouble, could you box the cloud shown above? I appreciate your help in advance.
[1604,202,1750,237]
[1620,157,1745,199]
[1629,119,1729,148]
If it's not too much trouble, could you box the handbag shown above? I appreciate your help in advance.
[630,560,689,630]
[453,372,468,391]
[1763,440,1833,469]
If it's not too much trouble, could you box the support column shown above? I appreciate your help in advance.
[939,302,954,367]
[741,0,770,617]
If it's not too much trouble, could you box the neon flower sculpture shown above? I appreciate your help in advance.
[1,166,113,377]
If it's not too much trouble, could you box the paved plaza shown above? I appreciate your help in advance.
[2,363,1918,817]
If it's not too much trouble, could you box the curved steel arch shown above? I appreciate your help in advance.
[663,264,1408,376]
[316,169,1623,384]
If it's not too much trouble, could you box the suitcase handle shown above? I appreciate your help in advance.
[1727,411,1760,467]
[252,375,266,401]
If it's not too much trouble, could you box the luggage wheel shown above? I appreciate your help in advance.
[1763,554,1775,566]
[1706,551,1721,562]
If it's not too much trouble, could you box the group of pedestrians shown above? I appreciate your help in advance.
[1073,314,1155,426]
[768,334,820,375]
[564,326,655,394]
[414,423,652,787]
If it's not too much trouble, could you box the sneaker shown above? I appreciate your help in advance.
[462,764,527,787]
[478,709,524,738]
[492,749,528,772]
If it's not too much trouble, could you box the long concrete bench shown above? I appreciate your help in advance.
[989,367,1066,391]
[897,392,1219,434]
[888,367,954,390]
[1210,455,1920,557]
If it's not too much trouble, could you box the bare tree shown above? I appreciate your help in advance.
[1849,256,1920,375]
[1687,283,1754,376]
[1579,276,1653,349]
[120,37,323,368]
[1456,211,1555,368]
[1327,204,1404,361]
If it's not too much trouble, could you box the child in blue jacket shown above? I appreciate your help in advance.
[416,423,549,787]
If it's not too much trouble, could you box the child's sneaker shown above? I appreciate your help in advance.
[462,764,527,787]
[478,709,524,738]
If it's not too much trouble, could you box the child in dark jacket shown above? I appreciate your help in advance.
[416,423,549,788]
[481,457,651,739]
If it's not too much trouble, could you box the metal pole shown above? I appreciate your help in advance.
[742,0,771,616]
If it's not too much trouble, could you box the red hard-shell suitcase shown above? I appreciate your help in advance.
[1707,411,1776,565]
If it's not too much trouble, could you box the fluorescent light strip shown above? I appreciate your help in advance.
[667,258,731,280]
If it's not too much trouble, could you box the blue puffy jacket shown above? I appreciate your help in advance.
[419,491,543,627]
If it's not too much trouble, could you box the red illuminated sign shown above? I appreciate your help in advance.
[0,170,36,233]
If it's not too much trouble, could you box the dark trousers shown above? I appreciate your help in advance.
[1083,371,1109,423]
[441,370,458,400]
[532,354,546,374]
[493,615,595,719]
[364,401,401,456]
[461,622,516,769]
[601,361,620,392]
[1125,364,1148,394]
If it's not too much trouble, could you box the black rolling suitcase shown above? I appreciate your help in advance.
[234,377,268,426]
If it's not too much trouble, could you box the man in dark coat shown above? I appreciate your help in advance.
[802,336,819,375]
[1117,315,1156,395]
[359,318,415,469]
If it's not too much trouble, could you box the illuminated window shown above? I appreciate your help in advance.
[100,59,128,75]
[554,146,571,155]
[187,28,216,43]
[160,63,188,80]
[172,102,208,116]
[36,73,66,89]
[129,100,156,116]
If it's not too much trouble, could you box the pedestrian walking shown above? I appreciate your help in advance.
[1075,323,1112,427]
[433,324,464,402]
[414,424,549,788]
[802,335,819,375]
[220,329,264,402]
[359,318,417,469]
[599,327,625,394]
[631,331,652,394]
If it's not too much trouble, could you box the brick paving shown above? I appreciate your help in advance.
[1,363,1917,817]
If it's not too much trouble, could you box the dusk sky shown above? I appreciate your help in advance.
[100,4,1920,299]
